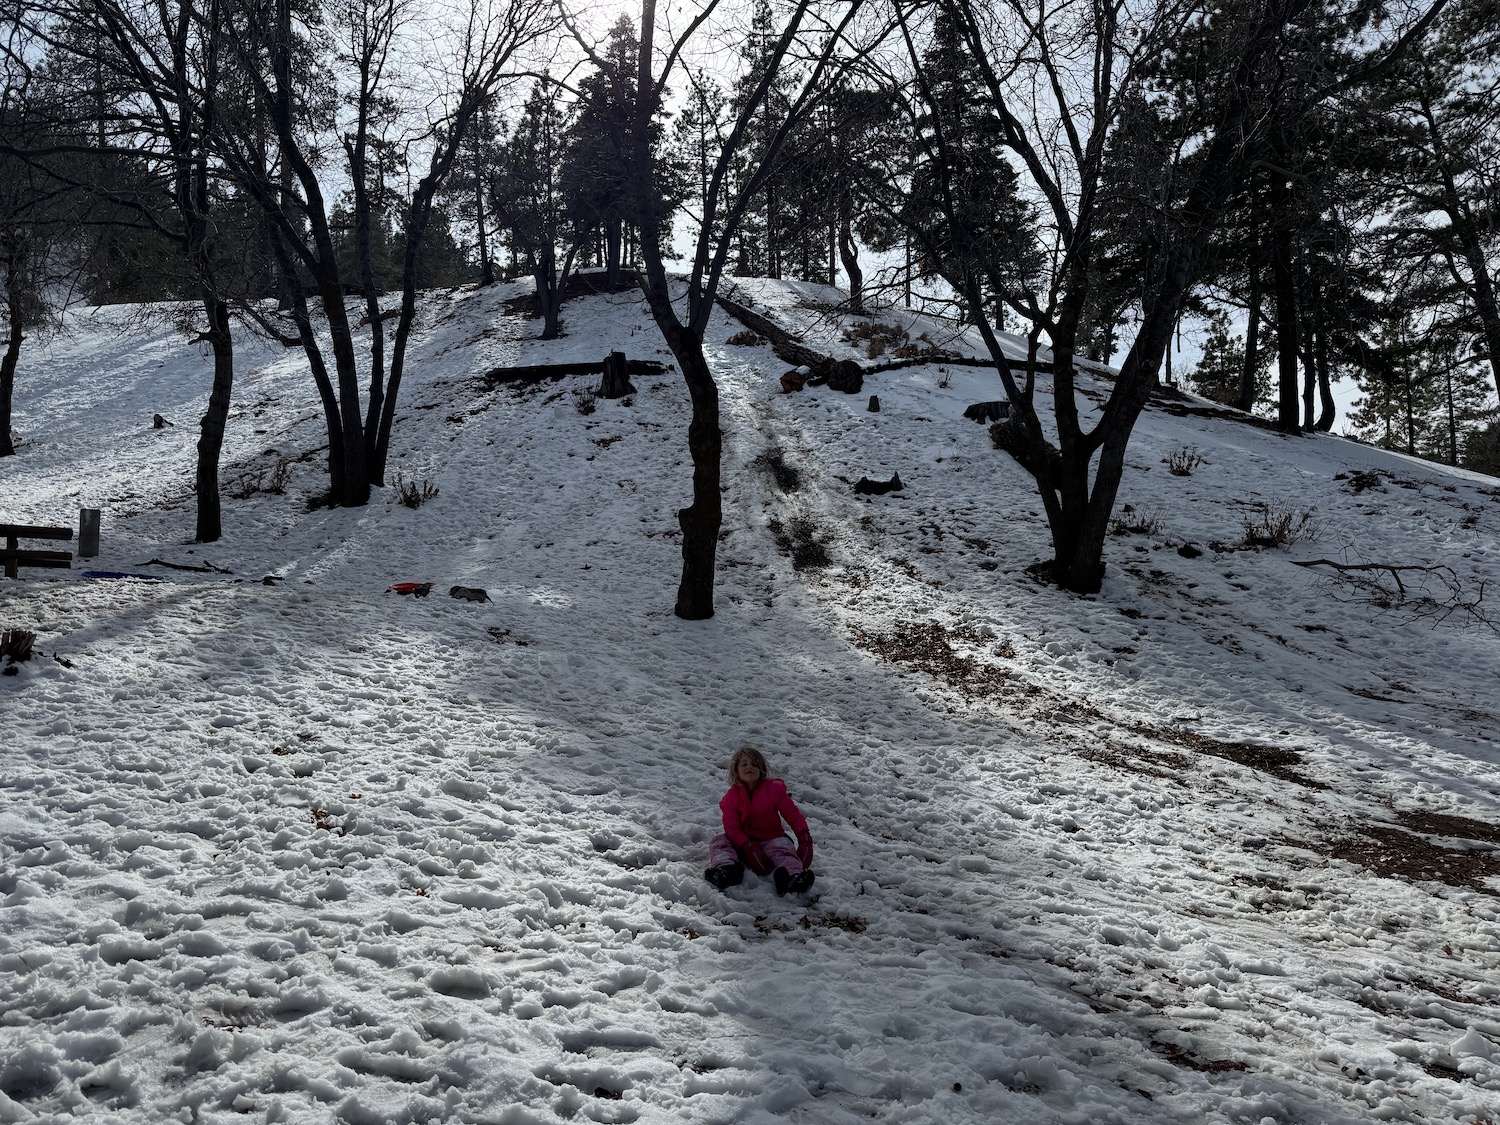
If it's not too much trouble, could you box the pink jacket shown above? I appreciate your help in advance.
[720,778,809,852]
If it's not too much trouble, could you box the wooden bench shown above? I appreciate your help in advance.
[1,523,74,579]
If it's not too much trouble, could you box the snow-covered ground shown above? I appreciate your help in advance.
[2,279,1498,1125]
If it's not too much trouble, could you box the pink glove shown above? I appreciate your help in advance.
[796,832,814,870]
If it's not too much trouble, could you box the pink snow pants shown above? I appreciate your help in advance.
[709,833,804,875]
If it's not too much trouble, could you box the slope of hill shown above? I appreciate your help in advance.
[2,281,1498,1124]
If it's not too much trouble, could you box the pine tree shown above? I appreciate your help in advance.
[491,77,582,338]
[1191,312,1272,411]
[903,8,1038,322]
[561,17,677,287]
[1366,0,1500,402]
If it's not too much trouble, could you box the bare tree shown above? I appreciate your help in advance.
[213,0,555,503]
[581,0,878,618]
[0,31,54,459]
[896,0,1449,594]
[7,0,242,540]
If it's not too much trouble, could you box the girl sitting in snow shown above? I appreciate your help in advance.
[704,748,815,895]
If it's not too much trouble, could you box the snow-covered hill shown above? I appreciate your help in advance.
[1,281,1498,1125]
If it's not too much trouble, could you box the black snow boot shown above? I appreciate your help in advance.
[788,870,815,894]
[705,862,744,890]
[773,867,792,896]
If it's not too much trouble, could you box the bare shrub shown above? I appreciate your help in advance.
[1242,501,1317,548]
[575,391,597,416]
[1334,468,1389,493]
[842,321,908,349]
[1110,505,1163,536]
[1164,446,1205,476]
[2,628,37,667]
[228,456,293,499]
[395,472,439,509]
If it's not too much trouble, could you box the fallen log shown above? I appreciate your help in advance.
[142,557,233,574]
[715,294,1064,380]
[715,295,829,370]
[866,354,1007,375]
[482,358,668,386]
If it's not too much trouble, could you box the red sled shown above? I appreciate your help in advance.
[386,582,433,597]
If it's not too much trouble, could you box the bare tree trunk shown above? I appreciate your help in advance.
[1272,219,1301,433]
[661,322,721,619]
[1404,367,1416,455]
[259,0,368,504]
[536,243,564,339]
[903,231,911,308]
[767,185,779,279]
[606,217,622,286]
[1314,317,1335,431]
[1301,304,1316,431]
[1422,93,1500,402]
[194,296,234,542]
[351,162,384,409]
[1238,183,1262,412]
[1456,223,1500,403]
[187,14,232,544]
[475,152,494,286]
[1238,274,1262,412]
[1444,359,1459,464]
[268,232,346,498]
[837,199,864,315]
[189,190,233,543]
[0,247,20,458]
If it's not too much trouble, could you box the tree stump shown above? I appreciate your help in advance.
[597,351,636,399]
[868,395,880,412]
[853,472,903,495]
[963,400,1010,423]
[781,369,807,393]
[78,509,100,558]
[826,359,863,394]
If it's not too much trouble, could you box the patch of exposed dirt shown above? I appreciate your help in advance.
[1395,809,1500,846]
[1149,1040,1249,1073]
[1420,1057,1467,1082]
[798,913,868,934]
[1074,742,1191,783]
[1324,823,1500,891]
[1133,724,1326,789]
[854,620,1013,699]
[767,516,831,570]
[854,621,1328,792]
[753,447,803,492]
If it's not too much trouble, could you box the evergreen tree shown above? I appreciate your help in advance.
[724,0,798,278]
[561,17,677,286]
[1366,0,1500,402]
[902,8,1039,323]
[1191,311,1272,411]
[491,77,583,338]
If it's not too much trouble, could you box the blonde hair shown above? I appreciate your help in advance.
[727,746,771,788]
